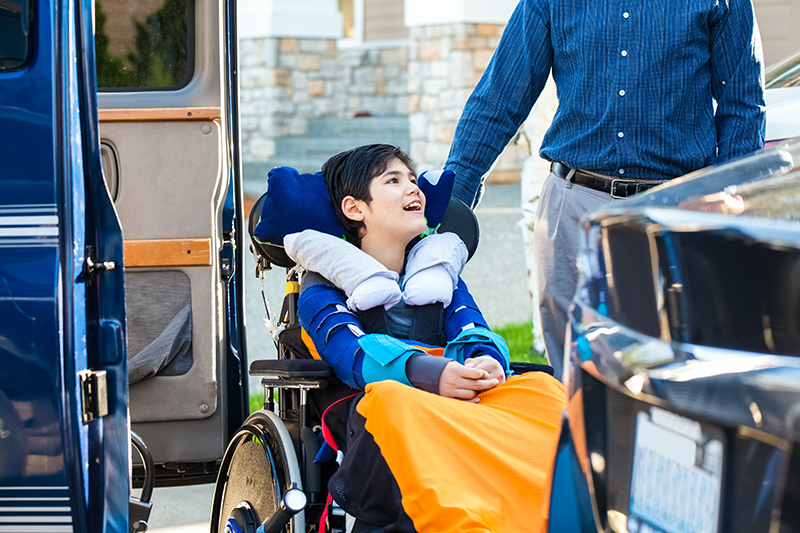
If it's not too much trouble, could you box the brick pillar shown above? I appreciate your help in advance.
[237,0,342,180]
[405,0,522,180]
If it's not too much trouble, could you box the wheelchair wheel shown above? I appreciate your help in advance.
[211,409,306,533]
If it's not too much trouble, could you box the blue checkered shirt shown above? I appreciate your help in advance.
[446,0,766,207]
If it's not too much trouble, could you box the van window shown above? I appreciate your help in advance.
[0,0,32,71]
[95,0,193,90]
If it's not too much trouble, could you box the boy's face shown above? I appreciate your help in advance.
[356,158,427,246]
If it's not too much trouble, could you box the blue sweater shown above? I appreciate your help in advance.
[298,277,508,390]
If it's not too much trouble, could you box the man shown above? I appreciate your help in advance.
[445,0,766,379]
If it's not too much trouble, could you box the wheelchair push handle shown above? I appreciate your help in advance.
[257,484,307,533]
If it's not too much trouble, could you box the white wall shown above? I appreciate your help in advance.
[237,0,343,40]
[404,0,517,27]
[754,0,800,65]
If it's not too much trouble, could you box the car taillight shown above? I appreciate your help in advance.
[766,138,790,147]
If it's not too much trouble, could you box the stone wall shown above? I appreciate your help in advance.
[407,23,523,184]
[238,24,525,183]
[239,37,410,163]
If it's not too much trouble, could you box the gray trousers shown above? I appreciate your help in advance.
[533,173,612,380]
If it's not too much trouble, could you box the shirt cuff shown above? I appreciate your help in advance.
[406,354,452,394]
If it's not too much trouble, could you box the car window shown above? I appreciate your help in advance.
[766,49,800,89]
[0,0,32,71]
[95,0,193,91]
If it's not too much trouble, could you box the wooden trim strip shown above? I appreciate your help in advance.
[124,239,212,268]
[99,107,221,123]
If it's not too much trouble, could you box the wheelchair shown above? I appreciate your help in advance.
[210,189,485,533]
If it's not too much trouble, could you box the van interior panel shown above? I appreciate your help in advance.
[124,238,213,267]
[99,107,222,122]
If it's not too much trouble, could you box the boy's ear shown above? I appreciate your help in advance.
[341,196,365,222]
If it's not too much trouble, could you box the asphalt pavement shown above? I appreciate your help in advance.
[147,183,531,532]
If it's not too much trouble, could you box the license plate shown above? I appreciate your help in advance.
[628,407,724,533]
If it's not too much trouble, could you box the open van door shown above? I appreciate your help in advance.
[1,0,130,531]
[94,0,249,487]
[1,0,246,529]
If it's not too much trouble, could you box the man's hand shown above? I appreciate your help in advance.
[465,355,506,385]
[438,360,500,402]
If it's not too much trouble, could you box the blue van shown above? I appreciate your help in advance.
[0,0,248,530]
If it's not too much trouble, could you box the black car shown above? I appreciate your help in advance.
[549,138,800,533]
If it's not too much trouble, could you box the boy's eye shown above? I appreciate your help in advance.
[387,177,398,184]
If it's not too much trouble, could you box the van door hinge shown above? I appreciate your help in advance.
[79,370,109,423]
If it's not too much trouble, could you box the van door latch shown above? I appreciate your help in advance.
[77,246,116,282]
[85,255,116,273]
[79,370,109,423]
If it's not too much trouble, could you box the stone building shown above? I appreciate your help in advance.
[236,0,521,187]
[237,0,800,189]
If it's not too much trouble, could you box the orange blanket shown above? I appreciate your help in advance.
[356,372,566,532]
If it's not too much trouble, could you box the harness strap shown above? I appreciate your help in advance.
[320,392,360,452]
[319,492,334,532]
[319,392,361,532]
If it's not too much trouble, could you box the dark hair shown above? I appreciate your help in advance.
[322,144,415,247]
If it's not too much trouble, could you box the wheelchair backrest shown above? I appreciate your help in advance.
[249,190,480,270]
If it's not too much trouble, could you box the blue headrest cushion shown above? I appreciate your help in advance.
[253,166,456,246]
[254,167,342,245]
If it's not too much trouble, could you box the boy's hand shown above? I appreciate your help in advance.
[438,360,500,402]
[464,355,506,385]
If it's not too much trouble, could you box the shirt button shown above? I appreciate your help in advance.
[619,169,625,175]
[621,50,628,57]
[619,90,626,96]
[623,12,630,18]
[618,132,624,138]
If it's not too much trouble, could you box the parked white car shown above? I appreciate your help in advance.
[766,49,800,144]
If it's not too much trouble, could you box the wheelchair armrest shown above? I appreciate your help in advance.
[249,359,335,379]
[509,361,554,376]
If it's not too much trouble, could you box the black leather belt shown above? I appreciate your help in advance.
[550,161,666,198]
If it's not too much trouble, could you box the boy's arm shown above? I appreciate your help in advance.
[298,281,367,388]
[298,279,455,390]
[443,278,511,375]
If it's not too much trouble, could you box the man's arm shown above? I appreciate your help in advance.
[710,0,766,162]
[445,0,553,207]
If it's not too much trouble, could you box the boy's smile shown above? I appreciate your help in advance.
[403,199,422,212]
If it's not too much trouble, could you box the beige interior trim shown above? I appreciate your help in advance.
[99,107,221,122]
[124,239,213,267]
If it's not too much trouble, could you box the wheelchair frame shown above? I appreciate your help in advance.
[210,191,484,533]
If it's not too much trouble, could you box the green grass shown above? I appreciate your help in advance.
[248,321,546,412]
[250,388,279,414]
[494,320,548,364]
[250,393,264,414]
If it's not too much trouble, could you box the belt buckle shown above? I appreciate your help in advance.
[610,179,639,199]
